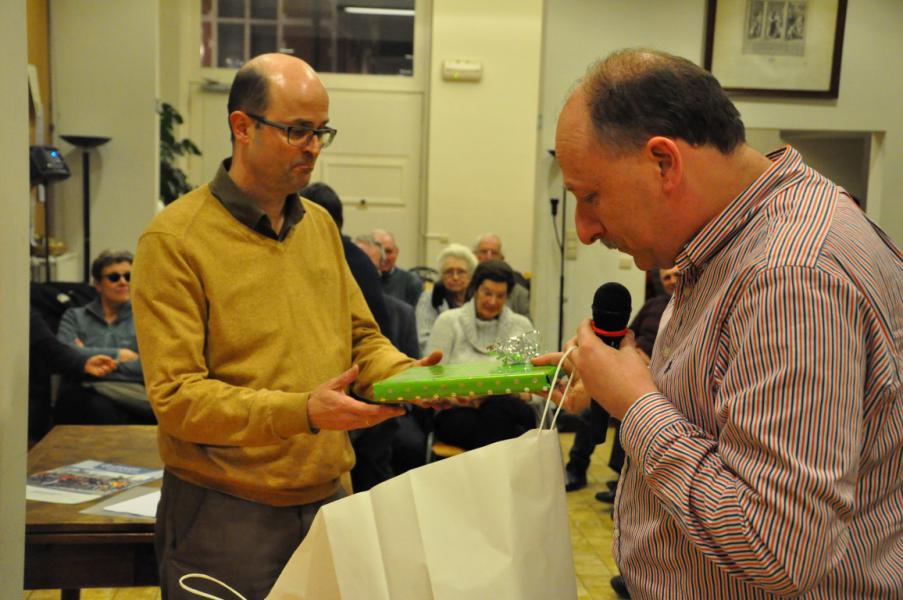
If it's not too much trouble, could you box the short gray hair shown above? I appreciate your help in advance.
[354,234,385,262]
[371,228,396,245]
[436,243,477,273]
[473,232,502,252]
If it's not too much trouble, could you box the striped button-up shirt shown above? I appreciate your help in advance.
[616,146,902,598]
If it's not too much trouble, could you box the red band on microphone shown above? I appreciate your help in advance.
[591,323,629,337]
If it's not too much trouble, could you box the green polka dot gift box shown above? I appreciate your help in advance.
[372,360,558,403]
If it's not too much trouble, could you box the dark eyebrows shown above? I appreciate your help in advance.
[292,119,330,128]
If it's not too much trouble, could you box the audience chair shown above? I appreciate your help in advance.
[409,266,439,287]
[424,428,466,463]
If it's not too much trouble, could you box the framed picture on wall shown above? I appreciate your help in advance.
[704,0,848,98]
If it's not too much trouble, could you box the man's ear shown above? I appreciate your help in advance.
[646,136,682,193]
[229,111,253,143]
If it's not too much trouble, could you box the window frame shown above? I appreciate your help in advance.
[200,0,427,92]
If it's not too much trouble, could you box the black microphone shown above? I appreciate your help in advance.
[587,282,632,443]
[591,282,632,348]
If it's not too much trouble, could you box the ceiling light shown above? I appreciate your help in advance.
[343,7,415,17]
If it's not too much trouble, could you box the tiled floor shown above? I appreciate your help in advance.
[25,431,621,600]
[562,430,623,600]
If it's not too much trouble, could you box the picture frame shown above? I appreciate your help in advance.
[703,0,848,98]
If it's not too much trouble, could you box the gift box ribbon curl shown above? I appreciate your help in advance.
[488,330,542,366]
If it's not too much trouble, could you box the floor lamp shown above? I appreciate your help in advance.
[61,135,111,281]
[548,149,568,350]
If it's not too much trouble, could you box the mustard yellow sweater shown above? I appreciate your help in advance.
[132,184,413,506]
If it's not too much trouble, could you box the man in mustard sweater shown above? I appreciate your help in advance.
[132,53,438,598]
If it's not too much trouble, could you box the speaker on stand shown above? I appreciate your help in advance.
[29,145,71,282]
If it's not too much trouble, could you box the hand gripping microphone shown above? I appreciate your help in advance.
[587,282,632,443]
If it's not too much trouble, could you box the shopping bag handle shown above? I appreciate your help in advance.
[179,573,247,600]
[538,346,577,431]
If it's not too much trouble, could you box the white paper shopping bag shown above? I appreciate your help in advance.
[267,428,576,600]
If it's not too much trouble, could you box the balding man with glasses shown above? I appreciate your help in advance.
[133,53,440,598]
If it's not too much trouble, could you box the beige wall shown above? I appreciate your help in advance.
[159,0,185,111]
[1,1,30,597]
[425,0,544,274]
[50,0,160,275]
[159,0,199,170]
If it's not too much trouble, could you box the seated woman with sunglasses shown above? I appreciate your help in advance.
[425,260,537,450]
[55,249,154,424]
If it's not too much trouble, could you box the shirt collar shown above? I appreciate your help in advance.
[674,146,805,275]
[209,158,305,240]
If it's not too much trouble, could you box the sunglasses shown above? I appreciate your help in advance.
[104,272,131,283]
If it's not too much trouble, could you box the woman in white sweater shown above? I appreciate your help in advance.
[425,260,536,449]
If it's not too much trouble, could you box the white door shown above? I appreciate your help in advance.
[314,88,424,269]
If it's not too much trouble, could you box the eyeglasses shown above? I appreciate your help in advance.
[442,268,469,278]
[245,113,337,148]
[104,272,131,283]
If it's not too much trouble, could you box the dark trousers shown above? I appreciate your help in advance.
[434,395,536,450]
[566,409,624,476]
[156,471,345,600]
[391,409,432,475]
[349,418,399,492]
[608,420,625,473]
[567,409,598,475]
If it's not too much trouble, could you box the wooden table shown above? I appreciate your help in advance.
[25,425,161,599]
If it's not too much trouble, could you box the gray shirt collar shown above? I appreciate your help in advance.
[209,158,305,240]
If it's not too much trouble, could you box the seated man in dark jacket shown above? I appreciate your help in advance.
[303,183,423,490]
[56,250,153,424]
[29,308,117,440]
[301,183,391,332]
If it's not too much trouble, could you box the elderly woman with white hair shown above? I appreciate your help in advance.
[415,243,477,355]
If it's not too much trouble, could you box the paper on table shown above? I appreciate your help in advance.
[103,489,160,519]
[26,460,163,504]
[26,486,102,504]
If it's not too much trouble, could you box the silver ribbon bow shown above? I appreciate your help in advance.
[489,330,541,365]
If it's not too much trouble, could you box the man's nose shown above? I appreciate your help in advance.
[303,135,322,157]
[574,207,601,245]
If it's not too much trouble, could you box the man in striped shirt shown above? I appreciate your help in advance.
[547,49,902,598]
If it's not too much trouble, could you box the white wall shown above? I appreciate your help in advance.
[426,0,544,275]
[50,0,160,277]
[532,0,903,350]
[1,2,29,596]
